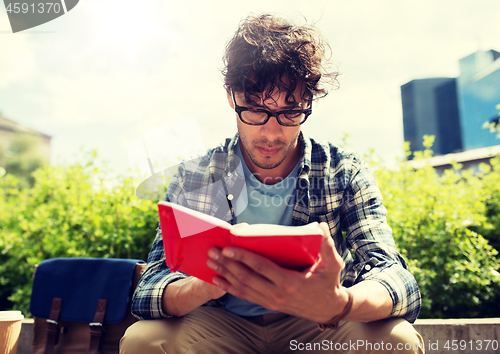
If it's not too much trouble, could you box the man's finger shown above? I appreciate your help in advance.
[219,246,295,284]
[317,222,343,269]
[207,250,278,304]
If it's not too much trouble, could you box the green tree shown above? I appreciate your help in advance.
[4,131,46,188]
[0,144,6,169]
[482,103,500,138]
[374,137,500,318]
[0,152,158,315]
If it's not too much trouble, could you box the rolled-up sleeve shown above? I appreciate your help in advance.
[131,166,190,320]
[130,227,189,319]
[341,161,421,323]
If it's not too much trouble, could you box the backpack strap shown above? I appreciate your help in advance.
[43,297,62,354]
[88,299,107,354]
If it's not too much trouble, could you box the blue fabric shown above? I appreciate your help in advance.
[233,142,299,226]
[224,143,300,316]
[30,258,144,324]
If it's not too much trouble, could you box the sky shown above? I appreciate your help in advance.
[1,0,500,183]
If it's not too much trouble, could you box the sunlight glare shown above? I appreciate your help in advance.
[86,0,164,59]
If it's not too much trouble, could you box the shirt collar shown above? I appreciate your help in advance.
[298,131,312,177]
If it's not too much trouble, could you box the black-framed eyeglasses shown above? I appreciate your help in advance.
[232,91,312,126]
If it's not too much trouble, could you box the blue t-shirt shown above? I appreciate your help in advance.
[224,143,301,316]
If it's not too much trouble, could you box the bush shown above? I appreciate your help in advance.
[474,158,500,253]
[0,152,158,315]
[1,143,500,319]
[1,131,47,189]
[373,138,500,318]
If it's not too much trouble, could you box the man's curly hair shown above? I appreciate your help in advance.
[222,14,338,106]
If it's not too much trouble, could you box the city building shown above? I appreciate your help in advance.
[401,78,462,156]
[401,49,500,159]
[457,49,500,150]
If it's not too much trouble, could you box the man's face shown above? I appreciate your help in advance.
[227,88,305,174]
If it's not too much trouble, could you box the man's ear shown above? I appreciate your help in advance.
[226,88,235,109]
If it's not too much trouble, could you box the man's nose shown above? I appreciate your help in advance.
[261,114,283,139]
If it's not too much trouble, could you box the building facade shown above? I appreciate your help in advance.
[401,49,500,157]
[401,78,462,156]
[457,50,500,150]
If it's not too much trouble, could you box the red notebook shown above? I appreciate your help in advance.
[158,201,324,285]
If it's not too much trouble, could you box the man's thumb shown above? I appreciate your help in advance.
[317,222,343,267]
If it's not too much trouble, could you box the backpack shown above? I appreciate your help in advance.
[30,258,146,354]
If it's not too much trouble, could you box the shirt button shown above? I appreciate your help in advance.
[227,194,234,201]
[227,172,232,177]
[365,264,372,271]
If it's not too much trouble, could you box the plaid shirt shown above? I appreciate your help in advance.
[131,133,421,323]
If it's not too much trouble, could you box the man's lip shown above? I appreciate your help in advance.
[257,146,281,156]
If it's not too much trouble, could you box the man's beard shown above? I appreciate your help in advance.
[241,137,294,170]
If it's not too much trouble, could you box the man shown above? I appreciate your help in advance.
[121,14,424,354]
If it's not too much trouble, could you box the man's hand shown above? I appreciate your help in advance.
[162,276,226,317]
[206,222,350,323]
[162,223,249,317]
[198,277,227,300]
